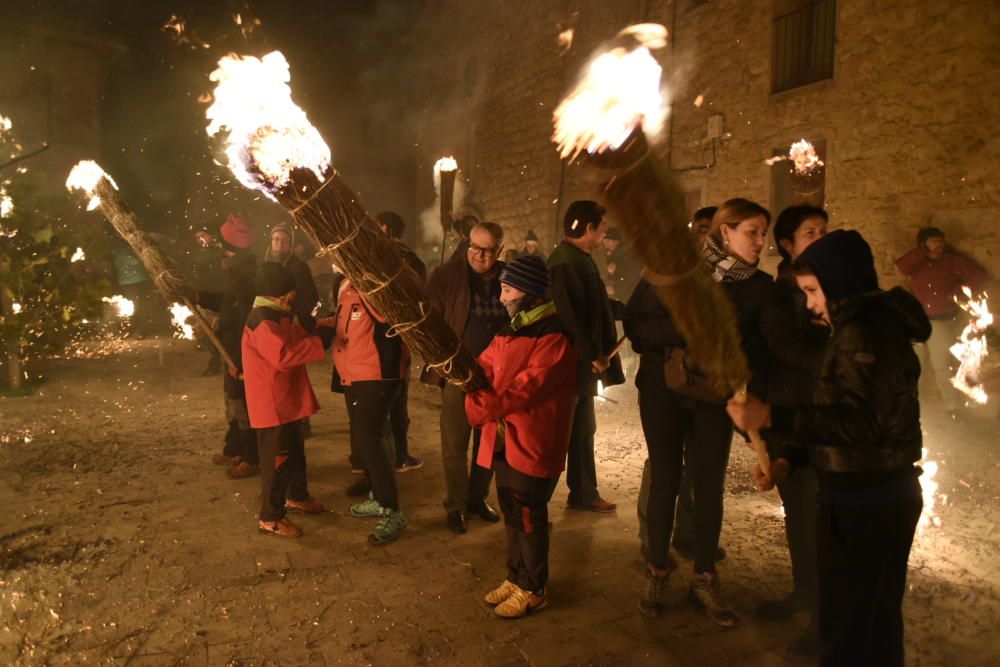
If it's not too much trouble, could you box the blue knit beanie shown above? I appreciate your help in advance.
[500,255,550,298]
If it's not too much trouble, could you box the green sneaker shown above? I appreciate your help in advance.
[368,509,407,546]
[349,493,386,518]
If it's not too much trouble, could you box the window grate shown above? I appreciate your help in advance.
[772,0,836,93]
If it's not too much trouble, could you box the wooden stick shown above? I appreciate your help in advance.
[181,296,239,371]
[732,386,771,475]
[609,335,628,359]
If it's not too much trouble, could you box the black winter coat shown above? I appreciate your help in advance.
[198,251,256,398]
[770,287,932,478]
[625,271,773,399]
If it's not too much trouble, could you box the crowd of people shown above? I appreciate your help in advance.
[153,195,990,667]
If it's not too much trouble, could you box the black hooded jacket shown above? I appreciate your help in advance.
[770,231,932,486]
[197,250,257,398]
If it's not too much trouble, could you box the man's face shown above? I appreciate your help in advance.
[499,283,527,317]
[796,273,830,326]
[579,218,608,252]
[271,231,292,256]
[924,236,945,259]
[467,227,501,274]
[691,218,711,245]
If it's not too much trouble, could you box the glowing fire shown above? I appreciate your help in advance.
[553,24,668,160]
[0,114,11,138]
[918,447,941,533]
[1,188,12,219]
[434,156,458,174]
[102,295,135,318]
[10,302,22,314]
[765,139,824,175]
[170,303,195,340]
[70,247,85,263]
[206,51,331,201]
[66,160,118,212]
[949,287,992,404]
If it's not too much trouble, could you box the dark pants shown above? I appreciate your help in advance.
[639,384,733,573]
[778,464,819,610]
[495,454,554,593]
[224,396,258,465]
[566,395,599,505]
[817,481,922,667]
[637,455,695,552]
[257,420,309,521]
[440,383,493,513]
[384,379,411,465]
[345,380,402,510]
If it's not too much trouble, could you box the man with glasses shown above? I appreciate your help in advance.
[548,201,624,513]
[422,222,507,534]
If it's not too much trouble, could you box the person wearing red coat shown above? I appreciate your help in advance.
[242,263,332,538]
[466,255,578,619]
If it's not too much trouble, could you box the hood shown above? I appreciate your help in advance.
[835,287,932,344]
[797,230,878,303]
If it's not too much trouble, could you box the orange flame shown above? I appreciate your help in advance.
[170,303,195,340]
[66,160,118,211]
[434,156,457,174]
[949,287,992,404]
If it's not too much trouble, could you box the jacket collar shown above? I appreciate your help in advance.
[253,296,291,313]
[510,300,557,331]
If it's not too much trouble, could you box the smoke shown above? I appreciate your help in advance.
[418,168,467,247]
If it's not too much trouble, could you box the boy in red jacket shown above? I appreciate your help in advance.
[243,263,332,537]
[465,255,578,619]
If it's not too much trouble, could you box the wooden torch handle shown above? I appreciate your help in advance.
[181,297,240,373]
[733,386,771,475]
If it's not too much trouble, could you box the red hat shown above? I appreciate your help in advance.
[220,214,253,250]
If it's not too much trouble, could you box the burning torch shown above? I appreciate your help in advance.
[435,156,458,254]
[552,24,770,473]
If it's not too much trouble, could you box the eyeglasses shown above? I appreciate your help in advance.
[468,243,499,257]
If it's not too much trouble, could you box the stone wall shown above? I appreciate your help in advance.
[410,0,1000,282]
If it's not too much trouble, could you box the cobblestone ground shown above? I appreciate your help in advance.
[1,340,997,665]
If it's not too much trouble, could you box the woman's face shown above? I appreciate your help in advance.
[721,215,769,264]
[788,216,827,261]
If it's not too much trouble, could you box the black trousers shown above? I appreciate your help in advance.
[778,464,819,610]
[257,420,309,521]
[495,453,554,593]
[639,384,733,573]
[345,380,402,510]
[223,396,258,465]
[817,482,922,667]
[566,395,599,505]
[384,379,411,465]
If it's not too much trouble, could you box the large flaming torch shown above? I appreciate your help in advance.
[950,288,995,404]
[66,161,237,370]
[552,24,769,472]
[434,156,458,259]
[206,52,487,390]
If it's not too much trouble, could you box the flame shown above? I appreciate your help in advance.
[789,139,824,175]
[102,295,135,318]
[162,14,210,49]
[170,303,195,340]
[693,94,705,108]
[66,160,118,211]
[10,302,22,314]
[70,247,85,263]
[949,287,992,404]
[434,156,458,173]
[558,28,575,54]
[1,188,12,219]
[552,24,669,160]
[0,115,11,138]
[206,51,331,201]
[162,14,185,37]
[917,447,941,533]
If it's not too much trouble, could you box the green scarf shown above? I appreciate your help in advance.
[509,300,557,331]
[253,296,291,312]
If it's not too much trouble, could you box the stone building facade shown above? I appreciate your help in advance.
[409,0,999,281]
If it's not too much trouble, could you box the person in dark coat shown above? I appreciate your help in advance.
[729,230,931,667]
[754,204,830,655]
[242,263,332,538]
[598,227,640,302]
[627,199,772,627]
[193,214,259,479]
[188,228,224,376]
[467,255,577,619]
[547,200,624,513]
[266,222,320,331]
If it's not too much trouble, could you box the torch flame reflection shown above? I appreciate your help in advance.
[552,23,668,160]
[949,287,992,404]
[206,51,331,201]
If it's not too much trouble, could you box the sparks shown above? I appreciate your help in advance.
[170,303,195,340]
[0,189,12,219]
[917,447,941,533]
[206,51,331,201]
[66,160,118,211]
[552,24,669,160]
[70,247,85,263]
[949,287,992,404]
[102,295,135,318]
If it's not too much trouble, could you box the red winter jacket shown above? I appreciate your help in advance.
[895,247,989,318]
[332,279,409,385]
[242,305,325,429]
[466,303,578,479]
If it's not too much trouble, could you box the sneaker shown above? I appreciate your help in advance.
[484,580,518,605]
[346,476,372,498]
[286,496,325,514]
[639,564,673,618]
[227,462,260,479]
[349,494,387,518]
[395,455,424,472]
[689,572,740,627]
[368,509,407,546]
[212,453,241,466]
[258,518,302,538]
[495,585,548,619]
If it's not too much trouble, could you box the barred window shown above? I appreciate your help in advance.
[772,0,836,93]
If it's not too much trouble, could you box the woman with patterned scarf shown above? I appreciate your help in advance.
[625,198,772,626]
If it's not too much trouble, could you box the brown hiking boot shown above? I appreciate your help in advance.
[639,563,673,618]
[258,518,302,538]
[286,496,325,514]
[689,571,740,627]
[227,462,260,479]
[212,453,241,466]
